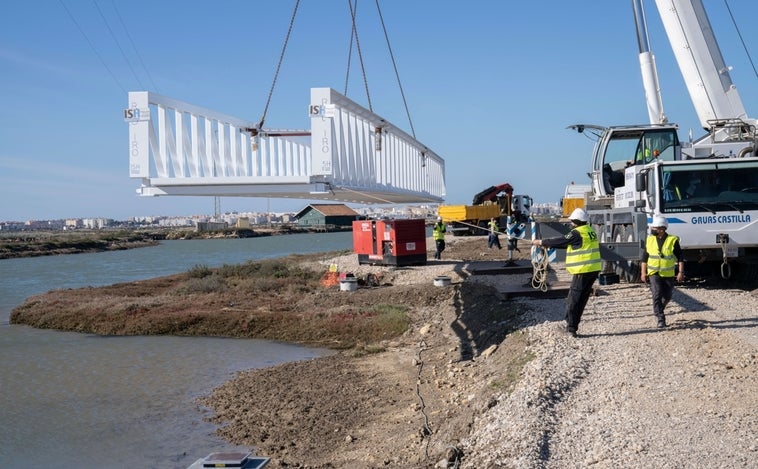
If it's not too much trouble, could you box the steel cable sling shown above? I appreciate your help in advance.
[256,0,301,132]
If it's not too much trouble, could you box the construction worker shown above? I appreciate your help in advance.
[636,147,651,164]
[531,208,601,337]
[433,216,446,260]
[640,216,685,328]
[487,217,502,249]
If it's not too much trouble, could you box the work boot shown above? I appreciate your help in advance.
[657,319,667,329]
[557,322,578,338]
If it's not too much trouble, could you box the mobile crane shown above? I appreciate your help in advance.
[569,0,758,282]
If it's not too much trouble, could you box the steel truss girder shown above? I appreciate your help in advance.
[125,88,446,204]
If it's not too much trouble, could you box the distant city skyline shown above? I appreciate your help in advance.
[0,200,562,227]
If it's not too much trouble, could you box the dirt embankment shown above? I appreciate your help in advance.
[11,235,758,468]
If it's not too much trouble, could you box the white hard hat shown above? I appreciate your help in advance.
[569,208,589,222]
[651,215,668,229]
[437,216,442,221]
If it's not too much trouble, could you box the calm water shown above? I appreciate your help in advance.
[0,232,353,468]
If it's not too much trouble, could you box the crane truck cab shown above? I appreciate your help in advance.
[562,0,758,283]
[569,124,679,204]
[570,122,758,282]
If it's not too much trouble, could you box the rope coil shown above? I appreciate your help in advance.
[531,246,550,291]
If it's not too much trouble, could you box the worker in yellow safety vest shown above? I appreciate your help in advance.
[532,208,601,337]
[487,218,502,250]
[640,215,685,328]
[432,216,446,260]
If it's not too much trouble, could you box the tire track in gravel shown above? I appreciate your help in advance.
[536,282,758,468]
[675,285,758,349]
[462,281,757,468]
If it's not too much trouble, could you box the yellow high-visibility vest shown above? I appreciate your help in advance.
[645,234,679,277]
[433,223,446,240]
[566,224,601,274]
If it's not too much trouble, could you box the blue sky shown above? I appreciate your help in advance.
[2,1,757,221]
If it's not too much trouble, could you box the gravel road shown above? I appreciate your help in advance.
[324,238,757,468]
[462,276,758,468]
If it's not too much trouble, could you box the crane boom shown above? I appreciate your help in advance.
[653,0,750,132]
[633,0,667,125]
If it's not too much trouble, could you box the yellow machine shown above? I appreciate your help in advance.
[560,183,590,218]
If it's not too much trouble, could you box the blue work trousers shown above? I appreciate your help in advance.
[488,233,501,249]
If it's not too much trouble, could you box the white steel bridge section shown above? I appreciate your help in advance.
[125,88,446,204]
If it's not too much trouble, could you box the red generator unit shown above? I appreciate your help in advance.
[352,218,427,266]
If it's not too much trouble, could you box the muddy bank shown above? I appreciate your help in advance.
[13,235,756,468]
[0,226,352,259]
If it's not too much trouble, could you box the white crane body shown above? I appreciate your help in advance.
[570,0,758,282]
[655,0,750,133]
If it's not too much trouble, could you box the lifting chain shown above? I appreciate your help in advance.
[345,0,415,135]
[346,0,372,112]
[724,0,758,81]
[374,0,415,138]
[256,0,415,142]
[256,0,301,132]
